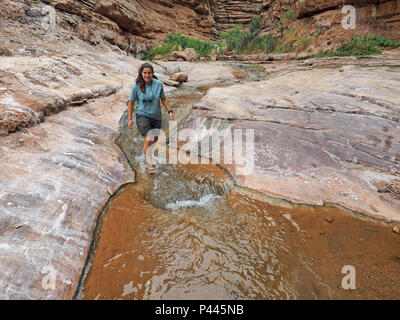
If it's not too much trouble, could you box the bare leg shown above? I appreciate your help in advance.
[143,135,159,168]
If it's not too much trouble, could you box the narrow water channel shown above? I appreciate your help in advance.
[75,65,400,300]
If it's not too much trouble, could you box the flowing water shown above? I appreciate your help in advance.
[76,65,400,300]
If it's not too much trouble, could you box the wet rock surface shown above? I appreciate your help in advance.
[0,95,134,299]
[179,52,400,222]
[2,0,400,302]
[0,32,243,299]
[117,105,235,210]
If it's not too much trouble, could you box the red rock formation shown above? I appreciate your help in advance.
[260,0,400,51]
[213,0,263,33]
[38,0,216,49]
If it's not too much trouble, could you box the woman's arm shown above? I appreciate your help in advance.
[161,97,175,121]
[128,100,135,128]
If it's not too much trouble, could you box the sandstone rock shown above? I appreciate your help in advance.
[183,48,200,61]
[170,72,188,82]
[214,0,263,33]
[9,0,216,55]
[157,61,245,88]
[0,93,134,299]
[270,53,297,61]
[303,231,313,240]
[0,43,12,56]
[260,0,400,52]
[162,79,181,87]
[170,51,189,61]
[177,55,400,222]
[324,216,334,224]
[393,226,400,234]
[0,26,157,299]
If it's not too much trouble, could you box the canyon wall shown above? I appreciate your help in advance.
[260,0,400,51]
[214,0,263,32]
[3,0,399,58]
[0,0,216,56]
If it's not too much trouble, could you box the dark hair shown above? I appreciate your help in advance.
[136,63,159,93]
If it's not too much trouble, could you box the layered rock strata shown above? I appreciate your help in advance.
[1,0,216,56]
[213,0,263,33]
[261,0,400,52]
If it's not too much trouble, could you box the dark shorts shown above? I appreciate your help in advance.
[136,114,162,137]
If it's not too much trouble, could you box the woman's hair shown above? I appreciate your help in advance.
[136,63,159,93]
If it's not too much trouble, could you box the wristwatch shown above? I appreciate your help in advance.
[168,110,174,114]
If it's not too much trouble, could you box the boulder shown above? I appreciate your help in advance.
[183,48,200,61]
[162,79,181,87]
[170,72,188,82]
[0,43,12,56]
[170,51,189,61]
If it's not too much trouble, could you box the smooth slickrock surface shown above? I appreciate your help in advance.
[0,30,250,298]
[178,52,400,222]
[157,61,249,87]
[0,95,134,299]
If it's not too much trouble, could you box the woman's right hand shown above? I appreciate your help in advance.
[128,119,134,129]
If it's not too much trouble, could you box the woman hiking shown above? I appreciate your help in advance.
[128,62,175,174]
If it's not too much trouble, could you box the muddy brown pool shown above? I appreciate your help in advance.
[78,178,400,300]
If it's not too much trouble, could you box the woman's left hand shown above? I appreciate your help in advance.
[169,112,175,121]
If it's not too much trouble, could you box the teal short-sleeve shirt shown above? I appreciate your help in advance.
[129,78,165,120]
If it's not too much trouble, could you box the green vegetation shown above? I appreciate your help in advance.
[140,52,155,62]
[151,42,180,57]
[314,28,322,39]
[274,28,311,54]
[163,33,216,57]
[275,21,285,38]
[220,24,276,54]
[243,64,265,71]
[140,25,399,62]
[284,10,296,21]
[306,35,400,59]
[250,16,262,35]
[141,33,216,60]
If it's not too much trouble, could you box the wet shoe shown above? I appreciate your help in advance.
[147,164,156,174]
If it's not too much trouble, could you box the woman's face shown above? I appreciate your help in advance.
[142,67,153,84]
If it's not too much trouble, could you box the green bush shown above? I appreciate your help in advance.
[151,42,180,57]
[358,35,400,48]
[145,33,216,59]
[140,52,155,61]
[314,28,322,38]
[220,24,277,54]
[307,35,400,59]
[250,16,262,34]
[163,33,216,57]
[284,10,296,20]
